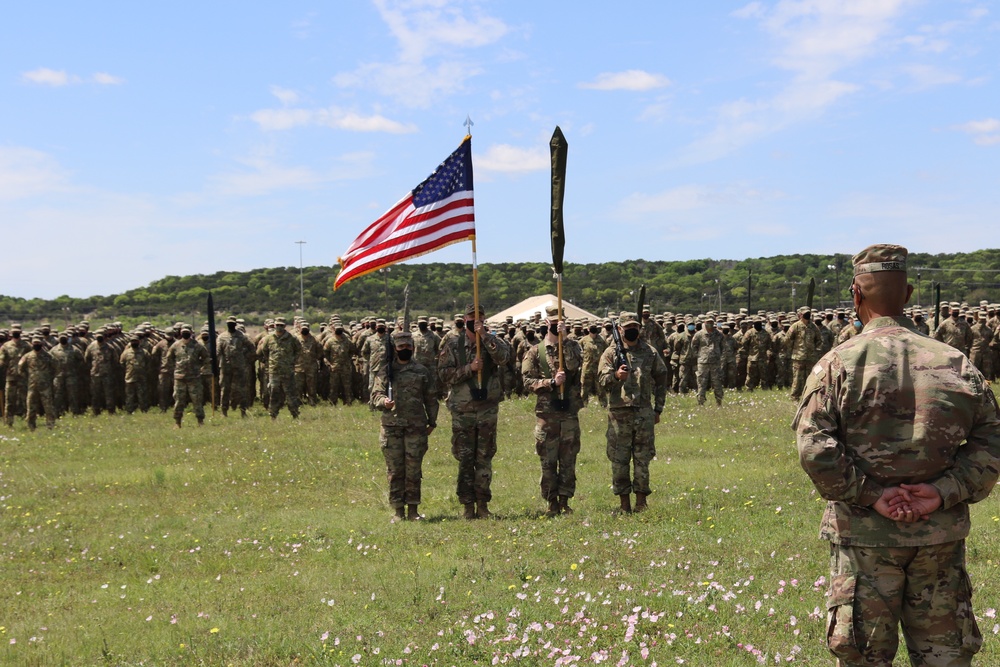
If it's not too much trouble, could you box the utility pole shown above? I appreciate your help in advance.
[295,241,306,314]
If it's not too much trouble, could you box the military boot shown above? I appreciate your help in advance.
[174,414,183,429]
[634,493,648,513]
[476,501,492,519]
[614,494,632,515]
[391,506,405,524]
[407,504,421,521]
[545,499,560,518]
[463,503,477,520]
[559,495,573,515]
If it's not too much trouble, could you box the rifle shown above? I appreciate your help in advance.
[207,292,218,413]
[806,278,816,311]
[384,328,395,402]
[610,317,631,374]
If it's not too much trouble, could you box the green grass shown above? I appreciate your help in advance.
[1,391,998,666]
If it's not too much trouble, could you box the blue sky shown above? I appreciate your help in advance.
[2,1,998,300]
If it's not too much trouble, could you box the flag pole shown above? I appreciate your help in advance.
[471,238,483,394]
[549,126,568,410]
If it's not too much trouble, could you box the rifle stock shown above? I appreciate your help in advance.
[610,319,630,373]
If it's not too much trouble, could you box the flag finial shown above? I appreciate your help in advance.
[464,114,474,135]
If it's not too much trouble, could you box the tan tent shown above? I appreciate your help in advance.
[486,294,602,324]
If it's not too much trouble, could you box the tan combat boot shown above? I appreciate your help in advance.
[614,494,632,515]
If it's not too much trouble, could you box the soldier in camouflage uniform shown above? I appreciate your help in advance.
[522,307,584,517]
[18,335,57,430]
[371,330,439,523]
[361,319,388,405]
[437,303,511,520]
[742,318,770,391]
[165,324,210,427]
[119,335,150,413]
[217,316,253,417]
[933,307,973,356]
[580,320,608,407]
[785,307,823,400]
[968,309,993,379]
[295,323,321,407]
[794,244,999,667]
[412,316,441,398]
[0,324,31,426]
[260,317,302,420]
[640,305,667,363]
[50,330,84,416]
[689,316,725,406]
[84,330,117,415]
[153,327,178,412]
[598,312,667,514]
[675,320,697,394]
[323,318,357,406]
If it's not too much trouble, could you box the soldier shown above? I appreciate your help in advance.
[0,324,31,426]
[371,330,439,523]
[198,327,215,408]
[217,316,253,417]
[793,243,1000,666]
[742,318,771,391]
[50,330,84,416]
[689,316,725,406]
[255,319,274,409]
[580,319,608,407]
[640,305,667,363]
[323,318,356,406]
[522,307,584,517]
[676,320,697,394]
[165,324,210,427]
[84,329,117,415]
[119,334,150,414]
[934,306,973,356]
[969,309,994,379]
[720,322,738,390]
[17,335,57,430]
[733,318,749,389]
[437,303,511,520]
[259,317,302,420]
[295,323,321,407]
[598,311,667,514]
[361,319,388,405]
[828,309,847,340]
[412,315,441,395]
[785,307,823,400]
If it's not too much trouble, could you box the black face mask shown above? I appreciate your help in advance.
[32,343,43,351]
[623,328,640,342]
[396,349,413,361]
[335,327,344,335]
[589,326,599,334]
[181,331,191,339]
[59,337,69,344]
[753,323,763,331]
[376,326,386,334]
[525,331,536,342]
[536,326,548,338]
[604,325,612,332]
[455,321,465,330]
[11,332,20,339]
[548,324,559,336]
[302,330,310,336]
[228,323,237,332]
[418,322,428,332]
[131,341,140,348]
[802,314,811,321]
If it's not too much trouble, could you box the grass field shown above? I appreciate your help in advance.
[1,390,998,666]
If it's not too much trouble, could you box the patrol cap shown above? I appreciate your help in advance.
[619,311,640,326]
[417,315,428,323]
[505,315,513,323]
[852,243,907,275]
[642,304,651,314]
[10,323,22,332]
[274,317,287,327]
[464,303,485,317]
[226,316,237,323]
[544,305,559,319]
[301,323,310,331]
[391,330,413,345]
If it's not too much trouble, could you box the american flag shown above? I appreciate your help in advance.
[334,137,475,290]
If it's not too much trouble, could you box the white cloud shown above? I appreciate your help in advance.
[475,144,547,173]
[250,106,417,133]
[732,2,765,20]
[333,0,508,108]
[22,67,125,86]
[952,118,1000,146]
[0,147,70,200]
[579,70,671,92]
[900,64,961,89]
[22,68,74,86]
[270,85,300,106]
[209,152,375,197]
[92,72,125,85]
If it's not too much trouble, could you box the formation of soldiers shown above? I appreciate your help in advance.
[3,300,998,430]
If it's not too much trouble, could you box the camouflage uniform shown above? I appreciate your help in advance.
[689,324,724,405]
[371,335,438,517]
[674,328,696,394]
[742,323,770,391]
[50,336,84,416]
[522,329,584,513]
[793,245,1000,667]
[217,321,253,416]
[84,335,117,415]
[598,314,667,505]
[968,317,993,379]
[412,319,441,389]
[785,312,822,400]
[166,329,210,426]
[17,339,56,430]
[260,321,302,419]
[323,327,357,406]
[437,311,510,517]
[152,333,176,412]
[361,326,388,404]
[295,327,321,407]
[0,330,31,426]
[933,315,973,356]
[119,340,150,413]
[580,330,608,407]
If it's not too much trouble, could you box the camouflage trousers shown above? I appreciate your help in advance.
[736,355,747,389]
[745,359,766,391]
[173,378,204,422]
[53,375,82,416]
[789,359,811,400]
[581,369,606,407]
[826,540,981,667]
[605,406,656,496]
[970,349,992,380]
[696,362,724,405]
[220,366,249,415]
[449,404,498,505]
[380,425,429,508]
[678,362,697,394]
[26,384,55,430]
[158,372,174,412]
[124,381,149,414]
[4,376,25,425]
[722,358,737,389]
[296,367,318,406]
[534,413,581,501]
[90,374,116,415]
[327,366,353,405]
[268,372,299,418]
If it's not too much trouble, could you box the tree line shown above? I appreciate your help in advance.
[4,249,1000,327]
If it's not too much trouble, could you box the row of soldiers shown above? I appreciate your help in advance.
[3,298,998,430]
